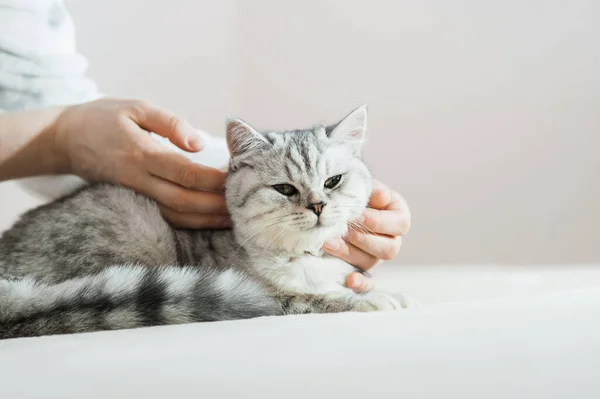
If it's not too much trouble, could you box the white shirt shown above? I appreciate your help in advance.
[0,0,100,111]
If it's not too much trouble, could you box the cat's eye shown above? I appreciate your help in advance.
[324,174,343,189]
[272,184,298,196]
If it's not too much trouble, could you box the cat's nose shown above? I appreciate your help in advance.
[307,201,327,216]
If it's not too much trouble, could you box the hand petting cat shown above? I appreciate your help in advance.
[323,180,411,293]
[54,99,232,229]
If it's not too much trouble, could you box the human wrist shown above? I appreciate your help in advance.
[53,105,77,175]
[0,106,76,182]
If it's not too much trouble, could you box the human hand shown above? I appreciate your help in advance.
[54,98,231,229]
[322,180,411,293]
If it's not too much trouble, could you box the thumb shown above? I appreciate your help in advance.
[130,102,205,152]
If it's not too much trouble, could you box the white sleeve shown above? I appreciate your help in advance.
[0,0,101,112]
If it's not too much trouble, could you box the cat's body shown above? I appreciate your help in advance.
[0,106,411,339]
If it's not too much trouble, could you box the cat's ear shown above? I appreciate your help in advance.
[326,104,368,143]
[226,118,269,157]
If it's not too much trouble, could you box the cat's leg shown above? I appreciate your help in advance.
[391,293,422,308]
[276,291,415,315]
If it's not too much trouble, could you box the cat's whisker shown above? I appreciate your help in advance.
[259,212,307,226]
[229,220,287,262]
[261,229,286,254]
[351,220,377,236]
[231,212,302,261]
[261,226,291,256]
[348,222,369,236]
[348,220,408,241]
[248,208,279,221]
[253,213,287,224]
[349,220,377,237]
[228,229,263,263]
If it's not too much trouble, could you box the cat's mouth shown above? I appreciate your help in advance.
[309,218,336,230]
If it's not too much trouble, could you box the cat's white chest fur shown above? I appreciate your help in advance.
[256,255,356,295]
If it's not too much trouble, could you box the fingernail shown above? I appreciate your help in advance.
[323,238,341,251]
[187,133,205,151]
[352,279,363,291]
[182,122,205,150]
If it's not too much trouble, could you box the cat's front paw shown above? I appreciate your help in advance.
[354,292,422,312]
[354,292,403,312]
[392,293,422,309]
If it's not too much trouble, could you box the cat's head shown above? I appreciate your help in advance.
[225,106,372,256]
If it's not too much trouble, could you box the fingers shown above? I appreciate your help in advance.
[368,179,393,209]
[144,149,227,192]
[323,237,380,270]
[345,272,375,293]
[135,175,228,214]
[117,171,230,228]
[128,101,205,152]
[158,205,232,229]
[365,179,411,236]
[345,229,402,261]
[359,208,410,237]
[386,192,411,233]
[328,179,412,292]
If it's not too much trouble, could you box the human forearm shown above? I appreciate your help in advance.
[0,107,69,181]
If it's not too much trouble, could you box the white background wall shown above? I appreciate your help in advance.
[1,0,599,265]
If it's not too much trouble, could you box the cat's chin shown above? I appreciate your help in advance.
[239,222,348,258]
[273,224,348,257]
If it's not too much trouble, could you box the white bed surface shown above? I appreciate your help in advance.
[1,265,600,399]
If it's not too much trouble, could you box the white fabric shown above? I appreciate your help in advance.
[0,0,100,111]
[1,277,599,399]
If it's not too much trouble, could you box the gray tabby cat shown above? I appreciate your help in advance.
[0,105,413,339]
